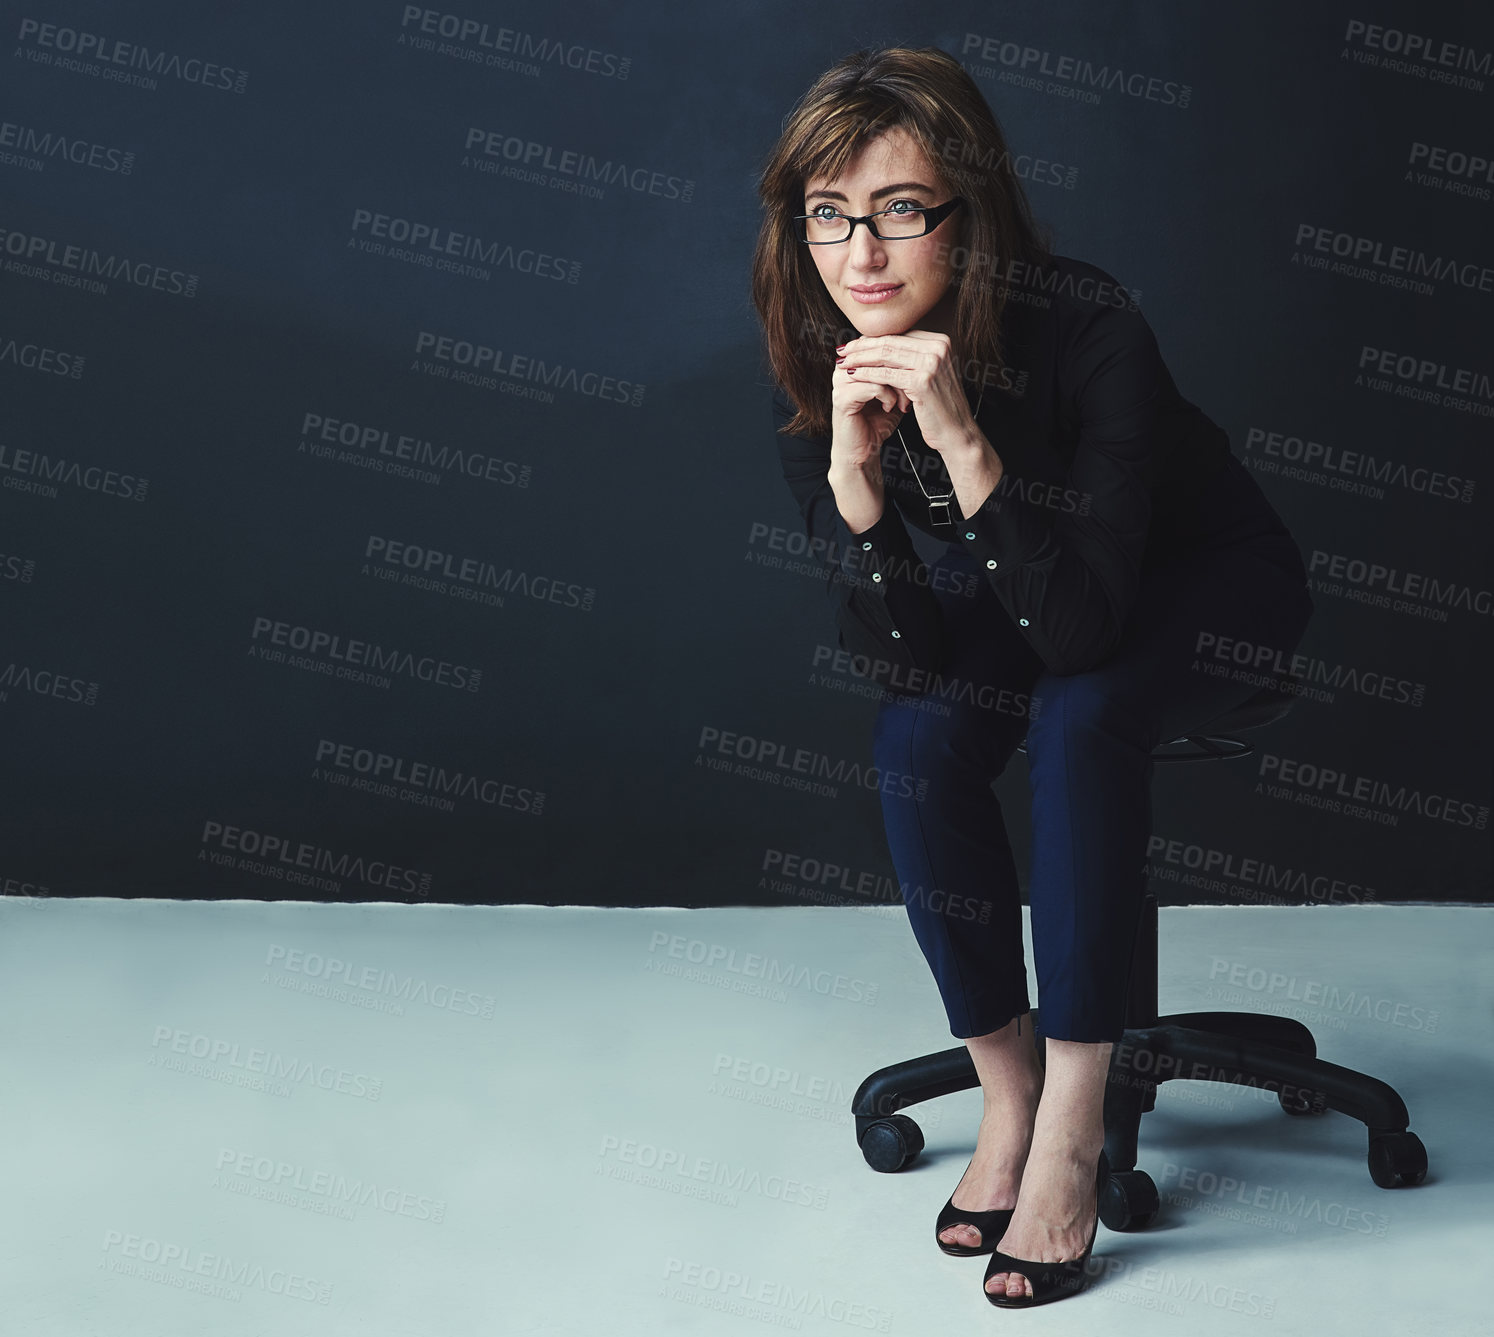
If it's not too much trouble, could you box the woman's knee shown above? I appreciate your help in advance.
[872,693,1020,782]
[1026,670,1156,755]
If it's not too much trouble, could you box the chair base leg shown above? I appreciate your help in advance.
[851,1010,1429,1201]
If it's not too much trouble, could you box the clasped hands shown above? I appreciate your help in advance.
[830,330,1005,519]
[833,329,985,455]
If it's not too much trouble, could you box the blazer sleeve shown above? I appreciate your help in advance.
[954,300,1159,676]
[771,384,946,675]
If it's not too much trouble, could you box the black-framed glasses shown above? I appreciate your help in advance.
[793,196,966,244]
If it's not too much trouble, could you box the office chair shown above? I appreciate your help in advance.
[850,670,1428,1229]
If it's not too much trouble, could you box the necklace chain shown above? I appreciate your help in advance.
[894,387,984,529]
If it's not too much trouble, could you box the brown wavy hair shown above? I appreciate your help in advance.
[752,46,1054,438]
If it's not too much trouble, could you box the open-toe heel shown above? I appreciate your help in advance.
[935,1198,1013,1257]
[982,1148,1108,1306]
[934,1157,1014,1257]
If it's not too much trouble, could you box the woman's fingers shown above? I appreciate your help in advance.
[835,372,897,410]
[840,330,949,373]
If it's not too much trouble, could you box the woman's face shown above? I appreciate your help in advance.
[800,125,964,339]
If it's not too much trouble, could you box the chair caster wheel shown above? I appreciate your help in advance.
[1368,1131,1427,1188]
[859,1114,924,1172]
[1279,1087,1327,1116]
[1099,1168,1159,1231]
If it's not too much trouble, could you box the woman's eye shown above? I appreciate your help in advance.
[815,206,841,219]
[888,200,917,213]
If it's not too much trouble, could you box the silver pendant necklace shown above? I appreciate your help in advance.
[894,386,983,529]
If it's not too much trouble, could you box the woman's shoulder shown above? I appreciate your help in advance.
[996,253,1154,377]
[1032,253,1144,322]
[1022,256,1169,410]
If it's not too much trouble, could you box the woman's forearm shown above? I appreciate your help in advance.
[828,462,886,535]
[939,429,1005,519]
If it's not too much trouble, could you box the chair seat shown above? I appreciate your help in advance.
[1016,670,1307,761]
[1186,671,1303,736]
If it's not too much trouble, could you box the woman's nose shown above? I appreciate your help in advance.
[845,221,886,267]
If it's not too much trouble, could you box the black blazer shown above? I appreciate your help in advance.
[772,253,1304,677]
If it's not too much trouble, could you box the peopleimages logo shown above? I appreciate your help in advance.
[0,223,198,298]
[99,1229,330,1305]
[0,118,135,174]
[661,1254,894,1331]
[297,411,531,489]
[213,1146,447,1223]
[1242,426,1474,505]
[461,125,693,201]
[1294,223,1494,296]
[695,724,930,802]
[1355,344,1494,417]
[148,1025,382,1102]
[247,614,482,692]
[348,208,580,282]
[411,329,644,405]
[1147,834,1377,903]
[199,819,435,897]
[1309,548,1494,622]
[1341,19,1492,92]
[14,19,249,92]
[958,31,1191,107]
[264,944,494,1019]
[0,332,87,376]
[1257,752,1489,830]
[0,437,147,501]
[0,551,36,584]
[397,7,631,80]
[363,534,595,612]
[0,660,100,707]
[1192,630,1426,710]
[313,737,545,815]
[1407,141,1494,202]
[935,136,1079,190]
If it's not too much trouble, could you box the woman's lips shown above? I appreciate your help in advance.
[849,283,903,304]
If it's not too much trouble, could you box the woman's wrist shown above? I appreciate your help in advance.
[938,431,1004,518]
[828,460,885,535]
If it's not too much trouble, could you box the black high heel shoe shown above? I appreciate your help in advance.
[982,1148,1109,1306]
[934,1156,1015,1257]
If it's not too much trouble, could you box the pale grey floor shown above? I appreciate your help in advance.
[2,897,1489,1335]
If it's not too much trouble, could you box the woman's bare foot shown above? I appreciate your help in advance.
[984,1035,1111,1299]
[983,1134,1101,1298]
[937,1014,1044,1250]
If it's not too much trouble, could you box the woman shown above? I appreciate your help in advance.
[750,48,1314,1307]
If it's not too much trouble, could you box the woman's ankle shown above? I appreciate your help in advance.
[1024,1115,1104,1165]
[979,1079,1042,1128]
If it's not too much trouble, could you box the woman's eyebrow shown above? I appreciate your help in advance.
[804,180,936,203]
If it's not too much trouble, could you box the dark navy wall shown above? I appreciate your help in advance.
[3,2,1489,906]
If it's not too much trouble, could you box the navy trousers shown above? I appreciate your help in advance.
[870,457,1315,1042]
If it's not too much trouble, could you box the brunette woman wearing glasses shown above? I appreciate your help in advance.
[751,47,1313,1307]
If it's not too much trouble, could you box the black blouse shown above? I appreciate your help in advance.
[772,253,1285,678]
